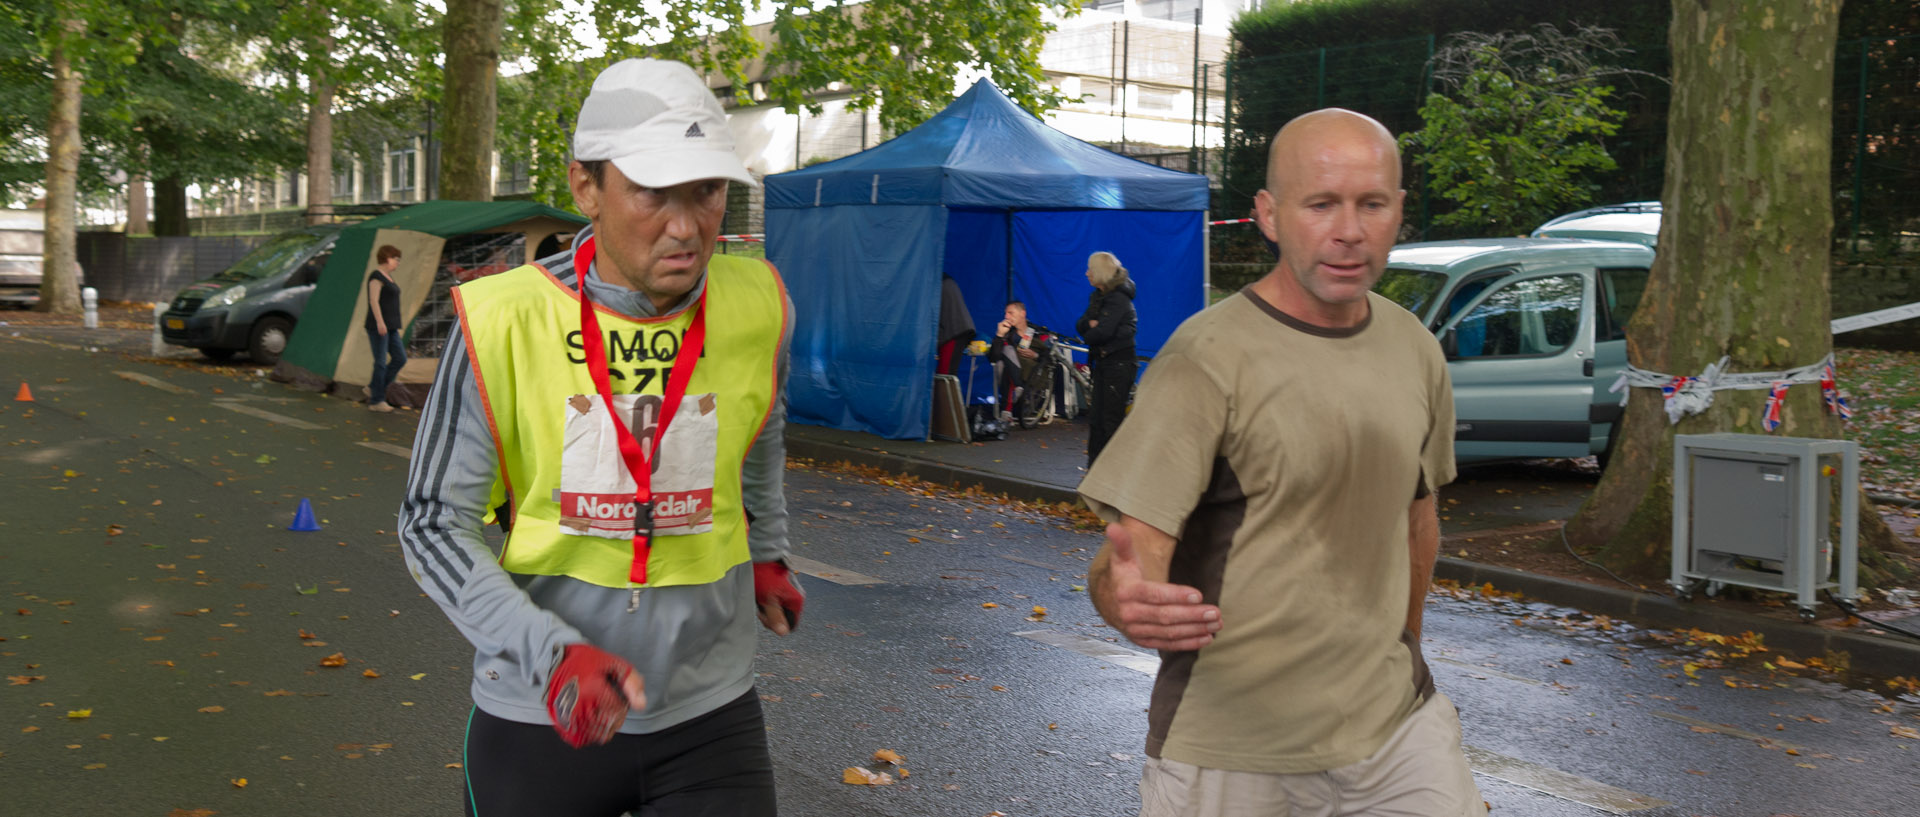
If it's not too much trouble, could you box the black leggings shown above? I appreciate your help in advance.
[1087,354,1133,465]
[464,690,777,817]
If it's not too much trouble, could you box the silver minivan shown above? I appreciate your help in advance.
[1376,238,1655,465]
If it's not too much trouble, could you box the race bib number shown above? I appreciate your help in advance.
[557,392,719,539]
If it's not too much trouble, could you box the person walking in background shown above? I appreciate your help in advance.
[364,244,405,412]
[1076,250,1136,466]
[1082,109,1483,816]
[397,58,802,816]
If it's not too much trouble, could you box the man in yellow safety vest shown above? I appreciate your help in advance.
[398,57,801,816]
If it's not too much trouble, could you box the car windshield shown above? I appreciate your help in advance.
[211,232,324,283]
[1374,268,1450,319]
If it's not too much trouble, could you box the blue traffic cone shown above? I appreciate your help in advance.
[287,498,322,532]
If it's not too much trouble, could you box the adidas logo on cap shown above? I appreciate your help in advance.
[685,123,704,139]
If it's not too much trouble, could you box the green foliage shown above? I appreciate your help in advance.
[130,26,305,186]
[495,0,1078,210]
[1401,43,1628,237]
[760,0,1076,138]
[1221,0,1670,236]
[0,0,161,203]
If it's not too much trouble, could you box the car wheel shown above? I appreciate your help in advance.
[247,316,294,365]
[200,348,236,362]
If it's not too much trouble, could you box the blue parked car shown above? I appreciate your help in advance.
[1375,238,1656,465]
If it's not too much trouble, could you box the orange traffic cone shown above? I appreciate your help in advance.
[14,382,31,402]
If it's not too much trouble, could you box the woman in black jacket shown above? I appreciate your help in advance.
[1075,251,1135,466]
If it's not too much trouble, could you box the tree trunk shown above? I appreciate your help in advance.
[37,24,83,316]
[438,0,503,202]
[127,173,148,235]
[1567,0,1906,585]
[306,63,335,225]
[152,175,189,237]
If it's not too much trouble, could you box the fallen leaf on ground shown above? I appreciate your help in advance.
[230,778,247,788]
[297,629,316,639]
[66,709,91,719]
[409,673,426,681]
[198,706,225,713]
[8,675,46,685]
[872,749,904,764]
[167,810,217,817]
[263,690,292,697]
[362,669,381,678]
[841,766,895,786]
[981,602,998,609]
[319,653,347,668]
[83,763,107,770]
[1892,725,1920,740]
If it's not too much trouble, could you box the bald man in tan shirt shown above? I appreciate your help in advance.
[1082,110,1485,817]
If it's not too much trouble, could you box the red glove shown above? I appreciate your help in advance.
[754,560,805,634]
[545,644,641,748]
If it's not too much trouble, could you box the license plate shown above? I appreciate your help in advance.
[165,318,185,330]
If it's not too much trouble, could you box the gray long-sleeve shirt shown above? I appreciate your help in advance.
[399,228,790,732]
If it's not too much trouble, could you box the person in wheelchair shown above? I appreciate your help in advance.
[991,300,1054,425]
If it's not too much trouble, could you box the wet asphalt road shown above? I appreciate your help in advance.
[3,337,1919,817]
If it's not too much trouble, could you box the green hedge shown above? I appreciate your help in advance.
[1220,0,1918,254]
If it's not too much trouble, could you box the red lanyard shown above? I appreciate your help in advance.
[572,236,707,585]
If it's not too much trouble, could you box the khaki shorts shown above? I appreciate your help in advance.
[1138,692,1486,817]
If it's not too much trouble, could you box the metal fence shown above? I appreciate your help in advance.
[1218,33,1920,261]
[74,233,271,303]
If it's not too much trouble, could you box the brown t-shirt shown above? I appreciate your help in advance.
[1079,288,1456,774]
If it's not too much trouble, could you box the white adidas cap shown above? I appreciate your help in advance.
[572,58,757,189]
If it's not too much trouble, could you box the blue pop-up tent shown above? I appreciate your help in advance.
[766,79,1210,440]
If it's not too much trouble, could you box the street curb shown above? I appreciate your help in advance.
[785,436,1082,507]
[1434,559,1920,682]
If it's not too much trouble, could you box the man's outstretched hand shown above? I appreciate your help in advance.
[1097,521,1221,652]
[546,644,645,748]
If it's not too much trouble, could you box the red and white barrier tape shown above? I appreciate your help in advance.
[1208,218,1256,226]
[1611,352,1851,429]
[717,234,764,243]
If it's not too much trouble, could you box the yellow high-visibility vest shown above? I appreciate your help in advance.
[455,255,786,588]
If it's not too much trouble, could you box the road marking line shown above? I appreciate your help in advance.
[1431,656,1544,685]
[114,371,191,394]
[210,399,328,430]
[357,441,412,459]
[1649,710,1809,752]
[999,554,1068,572]
[1462,745,1671,814]
[1013,629,1160,675]
[787,555,883,586]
